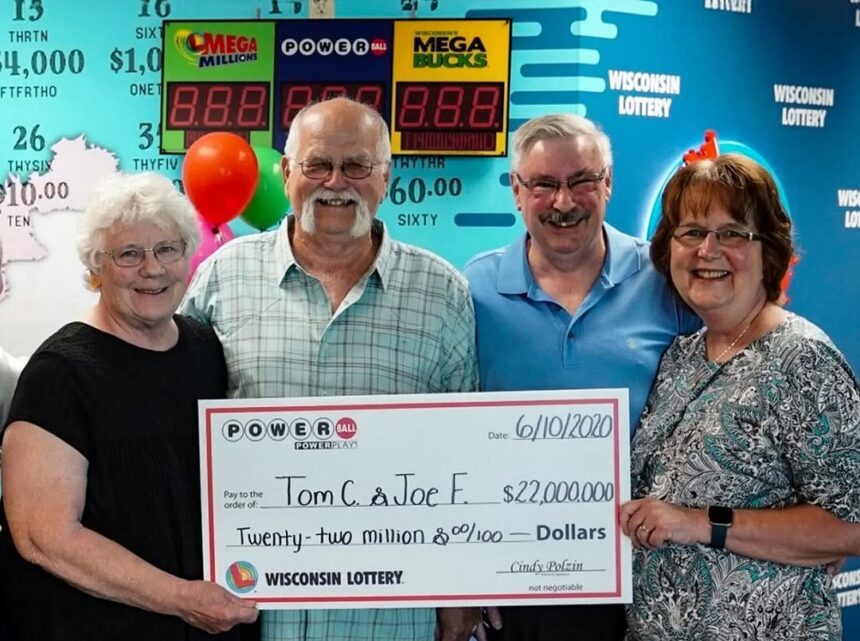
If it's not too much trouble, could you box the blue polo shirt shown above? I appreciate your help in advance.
[464,224,700,434]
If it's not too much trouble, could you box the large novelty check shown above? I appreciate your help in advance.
[199,389,632,608]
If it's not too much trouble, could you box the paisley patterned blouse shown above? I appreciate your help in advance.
[627,313,860,641]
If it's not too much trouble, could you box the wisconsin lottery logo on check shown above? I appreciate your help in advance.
[221,416,359,450]
[225,561,258,594]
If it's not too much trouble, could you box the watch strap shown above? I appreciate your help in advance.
[707,505,733,549]
[709,522,729,549]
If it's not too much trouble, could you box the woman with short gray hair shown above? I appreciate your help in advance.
[0,172,258,640]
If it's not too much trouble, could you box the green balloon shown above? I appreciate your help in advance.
[240,146,290,231]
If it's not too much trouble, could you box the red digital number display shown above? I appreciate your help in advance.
[280,83,387,129]
[166,82,270,131]
[394,82,504,132]
[394,81,504,152]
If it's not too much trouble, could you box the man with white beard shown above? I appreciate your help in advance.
[181,97,480,641]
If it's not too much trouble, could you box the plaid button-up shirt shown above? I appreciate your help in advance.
[180,217,478,640]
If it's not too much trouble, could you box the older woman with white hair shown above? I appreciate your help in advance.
[0,173,258,640]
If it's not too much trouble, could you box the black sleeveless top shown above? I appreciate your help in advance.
[0,317,254,641]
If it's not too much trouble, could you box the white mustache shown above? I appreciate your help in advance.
[300,187,373,239]
[309,187,361,205]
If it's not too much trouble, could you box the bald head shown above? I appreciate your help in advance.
[284,97,391,165]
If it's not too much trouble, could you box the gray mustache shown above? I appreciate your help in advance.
[539,208,589,226]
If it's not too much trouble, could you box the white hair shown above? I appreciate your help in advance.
[77,172,200,276]
[512,113,613,171]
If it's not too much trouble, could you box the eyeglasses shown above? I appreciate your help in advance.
[672,226,763,249]
[101,240,187,267]
[298,159,380,180]
[514,168,606,198]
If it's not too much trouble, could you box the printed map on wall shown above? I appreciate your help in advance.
[0,138,118,350]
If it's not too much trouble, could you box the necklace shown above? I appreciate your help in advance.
[711,319,754,364]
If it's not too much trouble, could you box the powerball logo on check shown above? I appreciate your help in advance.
[221,417,359,450]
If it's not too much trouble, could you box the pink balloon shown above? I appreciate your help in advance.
[187,217,235,283]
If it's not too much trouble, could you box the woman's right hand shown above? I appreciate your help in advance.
[619,497,708,549]
[177,580,259,634]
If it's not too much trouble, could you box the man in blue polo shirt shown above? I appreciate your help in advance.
[463,113,699,641]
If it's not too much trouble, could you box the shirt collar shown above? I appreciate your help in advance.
[601,223,643,286]
[275,215,299,280]
[275,215,393,290]
[496,223,643,295]
[372,219,393,290]
[496,232,532,295]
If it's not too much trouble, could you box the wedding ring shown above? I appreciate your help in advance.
[639,526,651,533]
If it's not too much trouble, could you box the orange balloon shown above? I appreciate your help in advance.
[182,132,259,227]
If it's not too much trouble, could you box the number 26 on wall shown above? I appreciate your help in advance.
[12,125,46,152]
